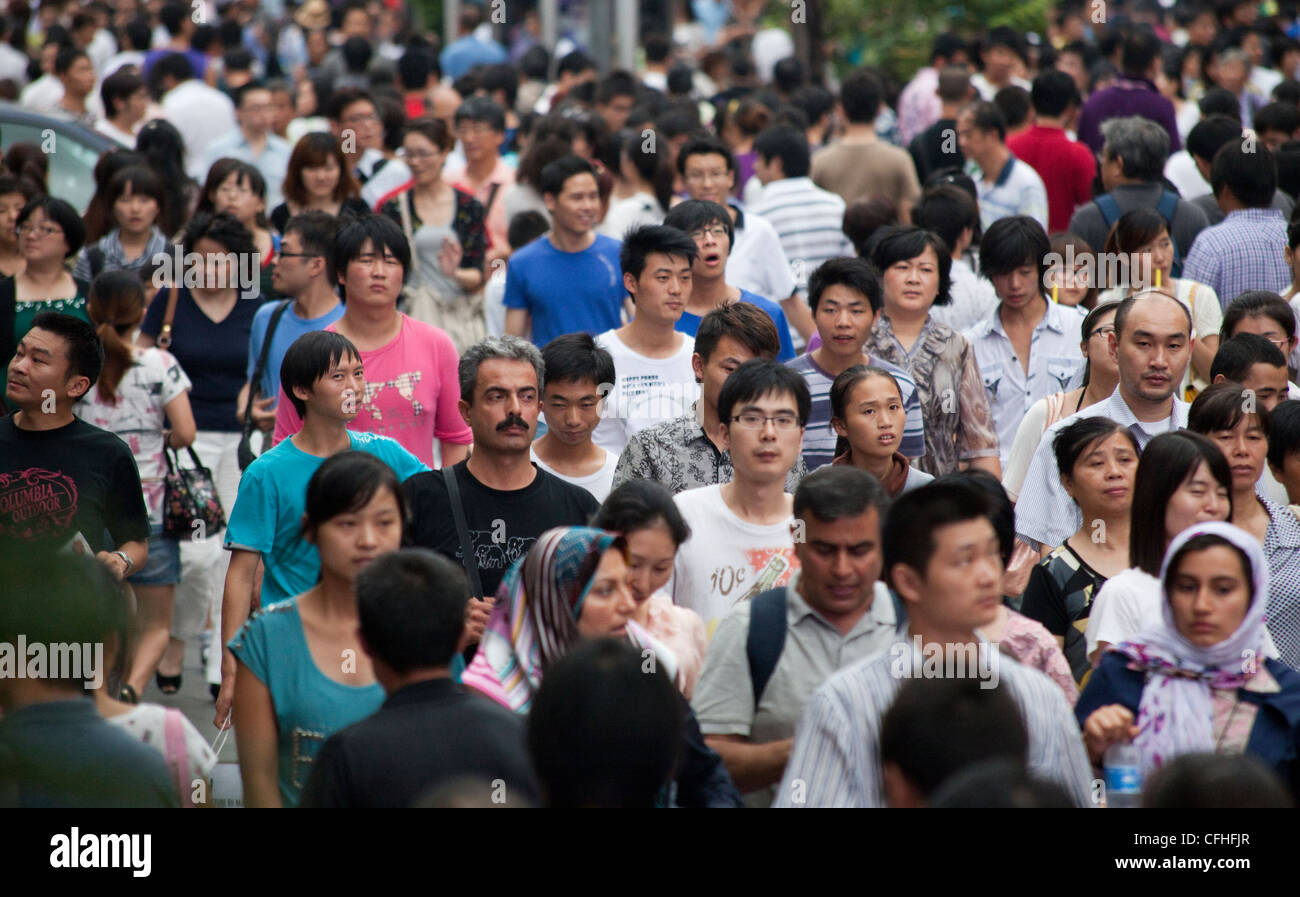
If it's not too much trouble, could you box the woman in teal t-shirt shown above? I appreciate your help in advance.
[229,452,401,807]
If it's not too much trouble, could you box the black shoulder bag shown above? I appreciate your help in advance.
[237,300,291,470]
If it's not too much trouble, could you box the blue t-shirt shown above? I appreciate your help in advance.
[223,430,428,606]
[503,234,625,347]
[140,286,261,432]
[227,600,385,808]
[246,299,346,404]
[675,289,796,362]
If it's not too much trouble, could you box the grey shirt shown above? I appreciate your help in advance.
[1067,182,1209,259]
[691,573,900,808]
[1190,189,1295,227]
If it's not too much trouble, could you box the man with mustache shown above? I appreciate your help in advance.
[405,336,601,647]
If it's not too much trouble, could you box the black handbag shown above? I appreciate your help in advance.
[162,446,226,540]
[237,299,291,470]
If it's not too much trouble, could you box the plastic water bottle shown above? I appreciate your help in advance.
[1104,743,1143,808]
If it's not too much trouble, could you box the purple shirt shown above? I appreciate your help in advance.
[1077,77,1181,154]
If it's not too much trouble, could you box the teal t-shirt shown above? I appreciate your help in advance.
[224,430,428,606]
[228,600,385,808]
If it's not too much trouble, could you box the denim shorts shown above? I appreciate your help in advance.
[127,524,182,587]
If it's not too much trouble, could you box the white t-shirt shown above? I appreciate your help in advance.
[598,191,663,240]
[726,208,796,305]
[1164,149,1208,199]
[669,484,800,637]
[929,256,999,334]
[484,264,507,338]
[530,445,618,502]
[592,329,700,456]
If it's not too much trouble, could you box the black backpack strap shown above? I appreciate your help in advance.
[746,587,789,707]
[244,300,291,426]
[442,465,484,600]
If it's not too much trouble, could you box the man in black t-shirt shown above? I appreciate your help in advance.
[0,313,149,579]
[405,336,600,643]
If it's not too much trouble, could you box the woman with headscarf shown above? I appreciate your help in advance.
[1076,522,1300,800]
[462,526,742,807]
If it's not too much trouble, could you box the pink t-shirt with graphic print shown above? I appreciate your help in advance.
[272,314,471,467]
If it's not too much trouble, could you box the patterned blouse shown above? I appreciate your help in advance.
[862,313,1000,476]
[1261,497,1300,670]
[997,610,1080,707]
[380,186,488,273]
[1021,540,1109,683]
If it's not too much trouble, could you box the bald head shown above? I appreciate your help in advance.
[1111,289,1192,406]
[431,85,462,128]
[1114,289,1192,339]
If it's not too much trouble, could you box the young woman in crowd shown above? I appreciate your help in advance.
[90,560,217,808]
[139,211,261,700]
[591,480,707,698]
[0,174,37,278]
[828,365,934,496]
[77,270,196,700]
[1046,232,1098,309]
[74,167,172,282]
[82,150,147,244]
[1021,416,1138,683]
[229,452,397,807]
[862,225,1000,478]
[1077,522,1300,802]
[1097,208,1221,393]
[0,196,89,400]
[135,118,198,240]
[1084,430,1240,665]
[1187,382,1300,670]
[1003,301,1120,499]
[198,158,276,301]
[461,525,741,806]
[1220,290,1299,384]
[269,132,369,234]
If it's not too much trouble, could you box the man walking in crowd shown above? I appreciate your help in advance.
[908,66,974,183]
[1007,70,1095,234]
[530,333,620,502]
[897,33,970,145]
[444,97,515,263]
[1076,27,1182,153]
[957,100,1048,232]
[202,82,294,210]
[327,87,413,209]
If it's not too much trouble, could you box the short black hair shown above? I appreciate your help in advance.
[662,198,734,251]
[793,465,890,524]
[356,549,467,672]
[282,210,339,284]
[1255,101,1300,139]
[961,100,1006,142]
[1188,380,1271,439]
[752,125,809,179]
[1267,400,1300,469]
[591,479,692,546]
[939,469,1014,564]
[931,33,968,64]
[1210,332,1288,382]
[556,49,595,78]
[54,45,88,76]
[880,677,1029,801]
[101,67,145,118]
[1129,431,1234,574]
[280,330,363,418]
[1186,114,1241,163]
[979,216,1051,296]
[929,758,1077,808]
[149,51,194,91]
[1053,415,1138,482]
[232,80,268,109]
[695,301,781,364]
[1277,140,1300,201]
[912,185,979,256]
[1144,753,1294,809]
[18,195,84,259]
[992,85,1031,131]
[540,332,615,391]
[883,480,992,585]
[773,56,805,94]
[507,210,549,250]
[619,224,697,283]
[1030,69,1080,118]
[28,311,104,389]
[333,214,410,285]
[1120,25,1162,75]
[528,638,681,808]
[1198,87,1241,121]
[325,86,376,122]
[454,95,506,132]
[675,132,736,176]
[396,46,435,90]
[717,358,811,429]
[868,225,953,307]
[1220,290,1296,342]
[1211,140,1276,208]
[838,68,883,124]
[644,32,671,64]
[596,69,638,105]
[793,85,835,124]
[807,256,882,315]
[539,154,597,197]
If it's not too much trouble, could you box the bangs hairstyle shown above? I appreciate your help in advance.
[618,224,698,285]
[808,256,882,315]
[107,166,165,225]
[912,185,978,258]
[717,359,811,430]
[280,330,363,418]
[591,479,692,546]
[662,199,734,251]
[283,132,359,206]
[1220,291,1296,343]
[403,115,455,153]
[1129,431,1234,575]
[197,158,268,228]
[333,214,411,284]
[1267,400,1300,469]
[1187,380,1271,439]
[300,451,407,539]
[541,332,615,391]
[1103,206,1167,256]
[675,132,737,176]
[695,301,781,364]
[1163,532,1256,606]
[882,480,993,586]
[868,225,953,307]
[539,155,598,197]
[979,216,1050,290]
[1052,415,1138,482]
[1050,232,1099,308]
[18,195,85,259]
[829,364,903,459]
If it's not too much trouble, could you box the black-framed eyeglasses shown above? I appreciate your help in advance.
[277,252,321,259]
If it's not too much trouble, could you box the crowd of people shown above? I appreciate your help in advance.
[5,0,1300,809]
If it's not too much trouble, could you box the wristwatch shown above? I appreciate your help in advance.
[113,550,134,575]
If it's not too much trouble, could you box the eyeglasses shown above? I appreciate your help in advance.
[689,226,729,241]
[1089,325,1116,339]
[341,112,379,127]
[730,413,801,431]
[17,224,63,238]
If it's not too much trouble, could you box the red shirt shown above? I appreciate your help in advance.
[1007,125,1096,234]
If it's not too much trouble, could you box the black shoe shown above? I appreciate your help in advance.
[156,672,182,695]
[119,683,139,705]
[209,682,220,702]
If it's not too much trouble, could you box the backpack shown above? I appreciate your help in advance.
[1095,190,1183,279]
[745,585,908,706]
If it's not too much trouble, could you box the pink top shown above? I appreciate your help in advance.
[461,649,511,709]
[272,314,471,467]
[998,610,1080,707]
[638,592,708,700]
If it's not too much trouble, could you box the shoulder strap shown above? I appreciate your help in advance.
[442,465,484,600]
[246,300,292,420]
[485,181,502,215]
[1155,190,1179,227]
[745,587,789,707]
[157,284,179,349]
[163,707,191,807]
[1095,193,1120,229]
[397,190,422,278]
